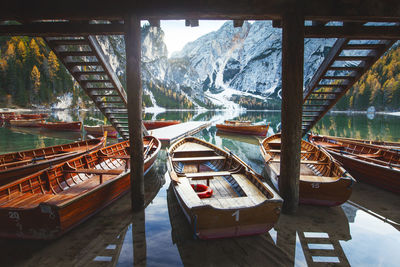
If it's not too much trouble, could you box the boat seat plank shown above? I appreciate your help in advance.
[64,168,124,175]
[266,149,311,154]
[357,153,382,158]
[175,178,203,207]
[0,193,56,209]
[100,155,130,160]
[185,171,231,178]
[202,196,254,209]
[174,142,214,153]
[300,175,339,183]
[172,156,226,162]
[269,160,328,165]
[231,174,267,204]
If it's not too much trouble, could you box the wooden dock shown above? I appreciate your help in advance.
[149,121,211,145]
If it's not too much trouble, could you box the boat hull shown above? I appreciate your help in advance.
[40,121,82,132]
[328,150,400,194]
[9,119,44,127]
[0,137,160,240]
[172,179,280,239]
[144,120,180,130]
[260,134,354,206]
[84,125,118,138]
[263,163,353,206]
[216,124,268,136]
[0,137,106,184]
[309,134,400,194]
[168,137,282,239]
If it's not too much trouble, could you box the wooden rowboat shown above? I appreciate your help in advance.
[167,137,282,239]
[9,118,44,127]
[0,135,160,239]
[0,135,107,184]
[216,122,269,136]
[308,134,400,194]
[224,120,252,125]
[20,113,48,119]
[144,120,180,130]
[260,134,355,206]
[40,121,82,132]
[84,125,118,138]
[313,134,400,150]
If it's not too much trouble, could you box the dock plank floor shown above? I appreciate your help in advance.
[149,121,210,144]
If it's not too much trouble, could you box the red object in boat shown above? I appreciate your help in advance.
[40,121,82,132]
[191,184,213,198]
[144,120,181,130]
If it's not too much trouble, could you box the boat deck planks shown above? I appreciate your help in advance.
[150,121,210,145]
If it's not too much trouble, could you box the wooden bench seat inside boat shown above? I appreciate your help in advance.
[269,160,328,165]
[64,168,124,175]
[172,155,226,162]
[266,149,311,154]
[300,175,339,183]
[357,153,382,158]
[185,171,231,178]
[314,141,344,149]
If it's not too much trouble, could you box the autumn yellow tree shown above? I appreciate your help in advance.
[31,65,41,94]
[48,51,59,79]
[17,41,27,62]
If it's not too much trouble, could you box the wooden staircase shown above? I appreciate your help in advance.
[302,38,395,135]
[45,36,134,140]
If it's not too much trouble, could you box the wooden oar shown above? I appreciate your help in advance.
[328,147,400,169]
[1,150,79,168]
[143,138,155,159]
[223,146,264,180]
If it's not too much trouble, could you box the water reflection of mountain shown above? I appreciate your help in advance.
[313,113,400,142]
[167,185,293,266]
[0,169,165,266]
[275,205,351,266]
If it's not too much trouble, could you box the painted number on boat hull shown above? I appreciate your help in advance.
[232,210,240,221]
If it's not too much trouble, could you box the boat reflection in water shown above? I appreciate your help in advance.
[167,184,293,266]
[216,130,262,146]
[9,125,83,140]
[275,205,351,266]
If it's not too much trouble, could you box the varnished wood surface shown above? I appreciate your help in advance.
[0,135,161,239]
[260,134,355,206]
[216,123,269,136]
[168,136,282,239]
[0,135,106,183]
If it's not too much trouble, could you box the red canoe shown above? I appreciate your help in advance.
[216,121,269,136]
[144,120,181,130]
[0,136,160,239]
[40,121,82,132]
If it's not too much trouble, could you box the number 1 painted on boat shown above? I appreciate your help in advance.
[232,210,240,221]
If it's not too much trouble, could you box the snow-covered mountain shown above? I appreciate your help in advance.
[99,21,336,109]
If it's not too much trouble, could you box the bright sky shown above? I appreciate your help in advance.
[158,20,227,57]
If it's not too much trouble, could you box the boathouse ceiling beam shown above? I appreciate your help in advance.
[0,23,125,36]
[2,0,400,22]
[305,25,400,39]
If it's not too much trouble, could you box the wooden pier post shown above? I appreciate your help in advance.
[125,15,145,211]
[280,8,304,213]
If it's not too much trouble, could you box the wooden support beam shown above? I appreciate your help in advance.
[148,19,160,27]
[125,15,145,211]
[305,25,400,39]
[233,20,244,27]
[185,19,199,27]
[272,20,282,28]
[0,23,124,36]
[280,8,304,214]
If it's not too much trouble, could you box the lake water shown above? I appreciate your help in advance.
[0,110,399,266]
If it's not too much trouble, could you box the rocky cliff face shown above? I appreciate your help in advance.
[99,21,336,109]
